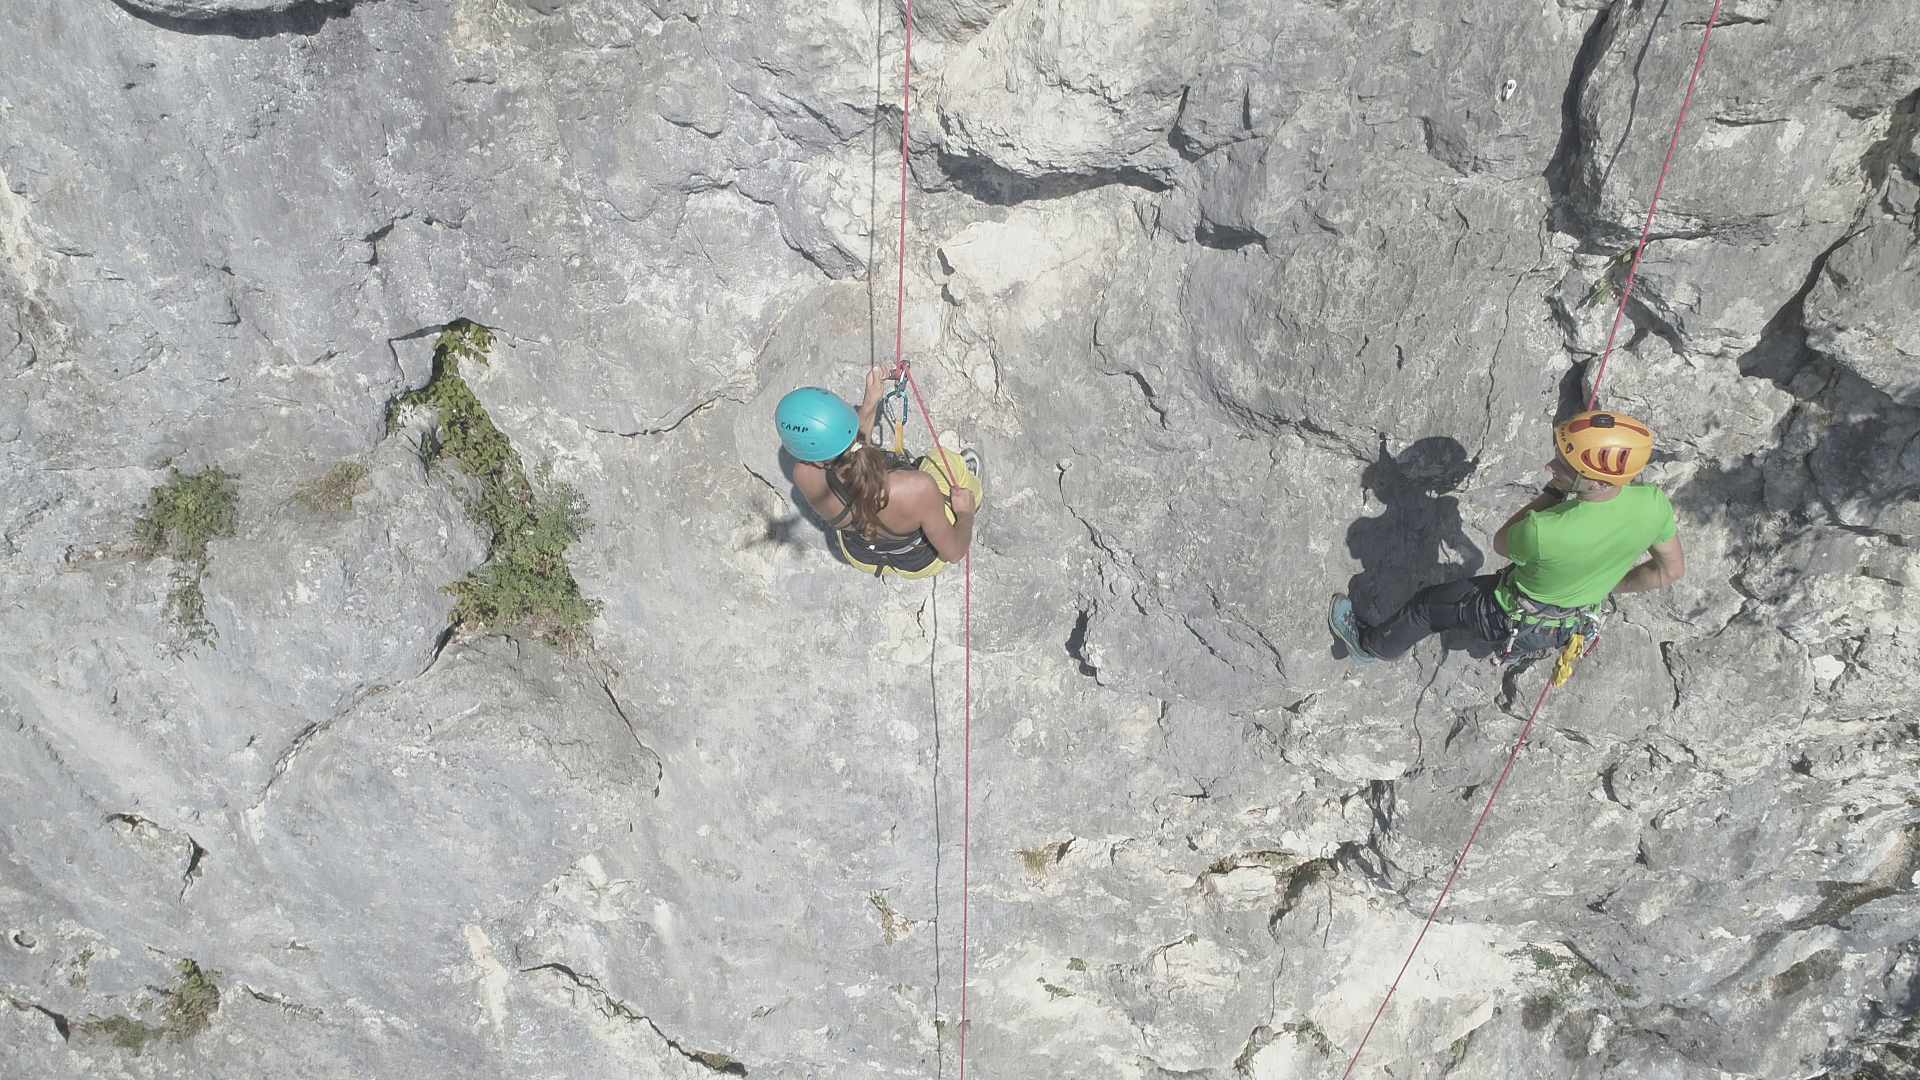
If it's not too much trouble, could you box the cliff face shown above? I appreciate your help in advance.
[2,1,1916,1077]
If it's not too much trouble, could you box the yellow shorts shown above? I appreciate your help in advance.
[839,451,983,580]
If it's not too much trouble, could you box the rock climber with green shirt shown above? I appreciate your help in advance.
[1329,411,1685,662]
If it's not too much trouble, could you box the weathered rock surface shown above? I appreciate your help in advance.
[3,1,1918,1078]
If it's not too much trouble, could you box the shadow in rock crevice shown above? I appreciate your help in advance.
[1591,0,1675,212]
[1862,88,1920,198]
[1674,230,1920,579]
[107,0,361,39]
[1557,359,1593,421]
[930,149,1170,207]
[1545,2,1619,242]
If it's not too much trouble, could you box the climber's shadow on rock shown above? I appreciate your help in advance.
[744,448,853,565]
[1343,435,1488,657]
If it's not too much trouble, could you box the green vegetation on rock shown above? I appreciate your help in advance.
[164,959,221,1038]
[1521,992,1564,1032]
[390,322,512,477]
[134,466,239,646]
[868,892,909,944]
[1281,1018,1335,1056]
[81,1014,167,1053]
[136,467,239,562]
[390,321,599,646]
[74,959,221,1054]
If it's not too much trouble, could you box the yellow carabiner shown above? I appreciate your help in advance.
[1552,632,1586,688]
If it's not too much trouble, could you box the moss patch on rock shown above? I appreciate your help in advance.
[74,959,221,1054]
[134,466,239,645]
[163,959,220,1038]
[293,461,369,513]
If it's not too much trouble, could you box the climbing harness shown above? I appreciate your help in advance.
[1341,3,1724,1076]
[1493,571,1604,667]
[823,448,943,575]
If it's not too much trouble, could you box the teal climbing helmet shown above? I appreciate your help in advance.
[775,387,859,462]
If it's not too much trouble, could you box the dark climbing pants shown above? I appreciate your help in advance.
[1358,573,1557,661]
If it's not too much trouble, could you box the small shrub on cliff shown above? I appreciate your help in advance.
[388,321,512,477]
[162,959,220,1038]
[135,467,238,563]
[452,466,599,646]
[390,321,599,646]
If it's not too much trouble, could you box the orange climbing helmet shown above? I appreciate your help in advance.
[1555,410,1654,484]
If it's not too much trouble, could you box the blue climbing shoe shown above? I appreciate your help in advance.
[1328,594,1378,664]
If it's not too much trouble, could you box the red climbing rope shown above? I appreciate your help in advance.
[891,0,917,387]
[1343,3,1722,1074]
[880,0,977,1075]
[1587,0,1725,410]
[1338,680,1555,1080]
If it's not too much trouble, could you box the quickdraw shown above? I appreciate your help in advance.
[874,376,911,454]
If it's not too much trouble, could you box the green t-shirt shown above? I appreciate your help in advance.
[1501,486,1678,610]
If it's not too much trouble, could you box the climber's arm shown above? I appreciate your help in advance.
[855,367,886,436]
[1614,534,1686,594]
[905,473,976,563]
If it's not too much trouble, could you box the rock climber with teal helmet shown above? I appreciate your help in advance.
[776,368,983,579]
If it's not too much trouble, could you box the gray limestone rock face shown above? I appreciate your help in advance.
[1803,114,1920,402]
[201,442,488,715]
[1,637,658,1080]
[3,0,1920,1078]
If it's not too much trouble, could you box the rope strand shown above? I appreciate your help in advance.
[1339,679,1555,1079]
[882,2,974,1074]
[891,0,916,381]
[1587,0,1725,410]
